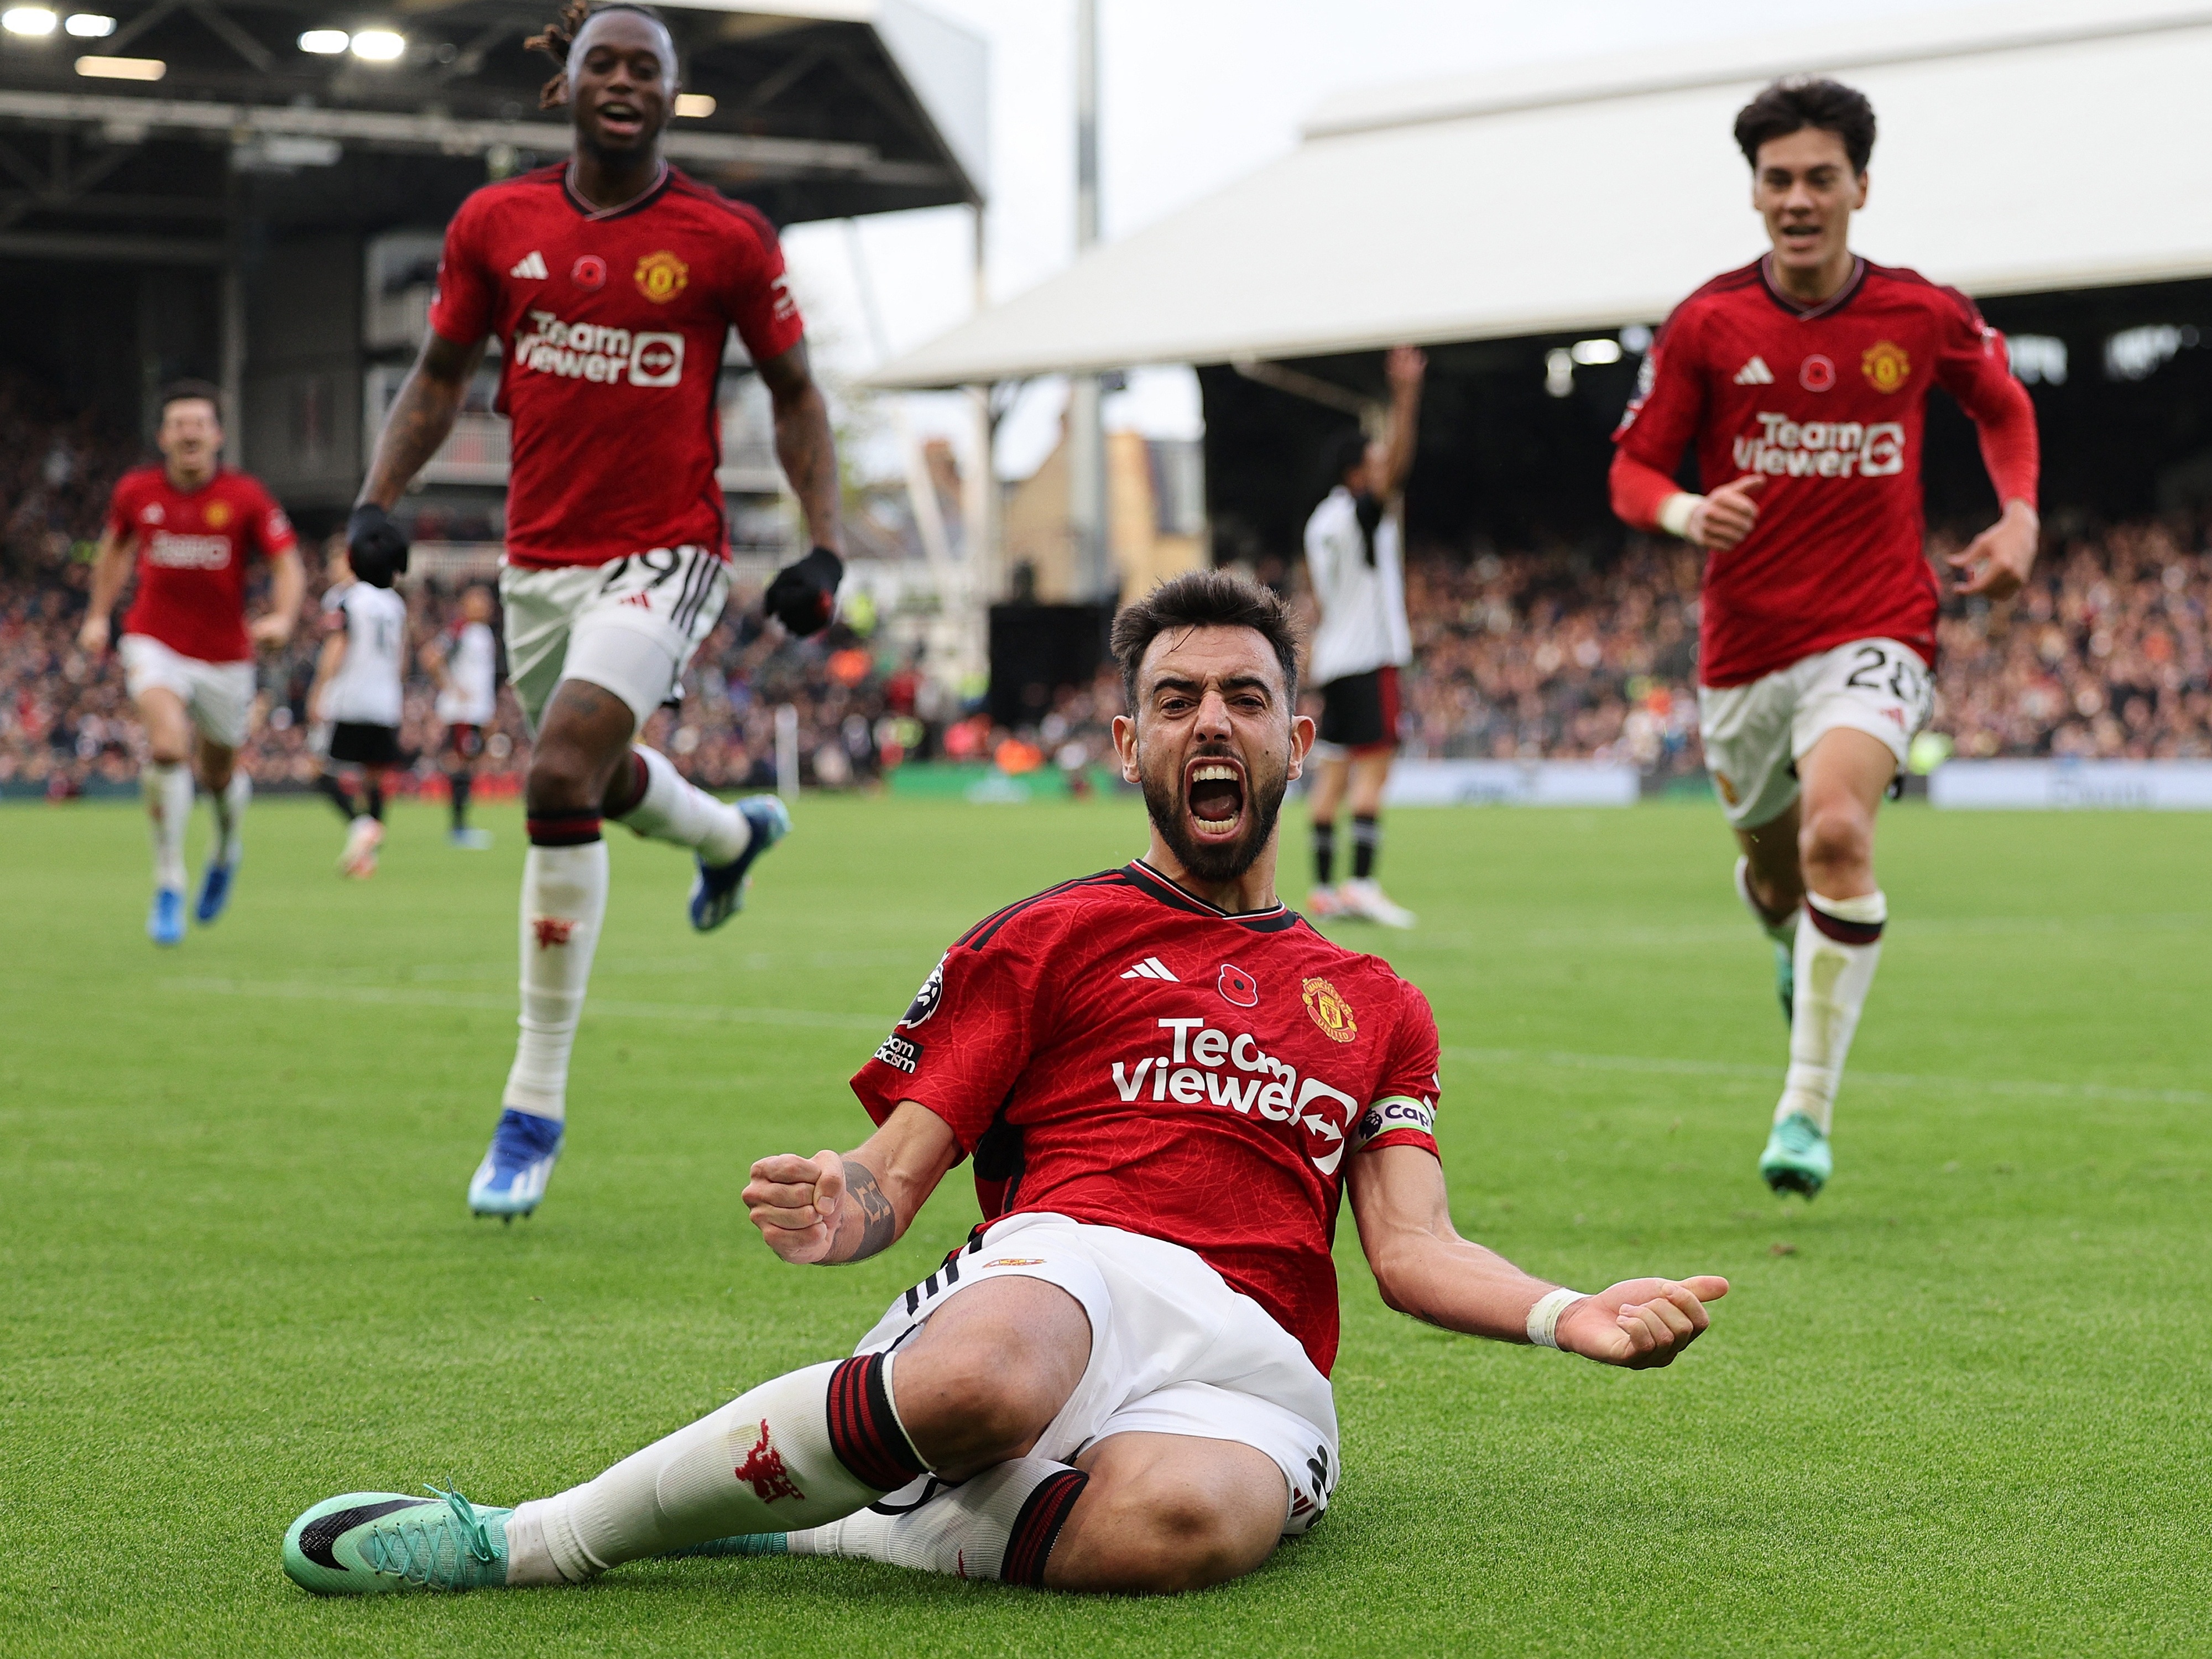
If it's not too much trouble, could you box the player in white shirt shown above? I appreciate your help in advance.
[1302,346,1423,928]
[310,544,412,878]
[422,583,500,849]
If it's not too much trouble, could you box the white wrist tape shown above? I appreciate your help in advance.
[1526,1287,1585,1349]
[1657,492,1700,540]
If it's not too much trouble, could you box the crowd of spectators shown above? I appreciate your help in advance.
[4,359,2209,792]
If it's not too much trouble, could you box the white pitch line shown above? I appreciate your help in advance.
[1442,1046,2210,1107]
[160,977,889,1032]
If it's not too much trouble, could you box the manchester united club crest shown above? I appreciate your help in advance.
[203,499,232,529]
[1861,340,1912,393]
[531,916,577,950]
[634,249,689,303]
[1217,963,1259,1008]
[1301,976,1357,1044]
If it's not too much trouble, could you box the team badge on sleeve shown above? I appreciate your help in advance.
[901,956,947,1027]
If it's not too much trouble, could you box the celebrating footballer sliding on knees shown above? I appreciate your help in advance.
[283,571,1726,1599]
[1609,76,2040,1199]
[348,0,853,1220]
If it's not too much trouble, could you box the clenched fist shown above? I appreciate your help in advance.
[1556,1276,1729,1369]
[744,1149,848,1264]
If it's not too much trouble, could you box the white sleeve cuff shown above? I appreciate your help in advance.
[1526,1286,1586,1349]
[1657,493,1700,540]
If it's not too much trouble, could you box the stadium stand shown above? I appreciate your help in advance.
[7,356,2208,796]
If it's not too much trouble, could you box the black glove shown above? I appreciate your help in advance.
[764,546,843,637]
[347,503,410,589]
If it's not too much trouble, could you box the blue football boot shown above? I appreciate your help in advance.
[467,1109,564,1220]
[148,886,185,947]
[195,858,236,926]
[689,795,791,933]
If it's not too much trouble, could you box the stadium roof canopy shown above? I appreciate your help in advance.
[868,0,2212,388]
[0,0,983,265]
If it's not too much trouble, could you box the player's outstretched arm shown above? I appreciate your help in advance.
[359,332,484,512]
[76,529,135,654]
[758,341,841,555]
[249,549,305,650]
[1346,1142,1726,1369]
[1376,345,1426,497]
[742,1100,961,1266]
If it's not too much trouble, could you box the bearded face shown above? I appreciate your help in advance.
[1118,625,1306,890]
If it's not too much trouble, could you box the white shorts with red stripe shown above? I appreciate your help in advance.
[854,1211,1340,1537]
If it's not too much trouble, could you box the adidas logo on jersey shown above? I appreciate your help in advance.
[1734,356,1775,385]
[509,251,549,280]
[1120,956,1177,982]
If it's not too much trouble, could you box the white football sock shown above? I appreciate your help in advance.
[502,840,609,1123]
[1777,890,1887,1134]
[788,1457,1088,1585]
[210,769,251,865]
[144,761,191,891]
[507,1362,897,1585]
[615,747,752,866]
[1734,855,1799,947]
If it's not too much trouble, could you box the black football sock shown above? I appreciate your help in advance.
[1352,815,1380,880]
[448,768,472,831]
[1312,820,1336,886]
[366,775,387,823]
[316,771,359,823]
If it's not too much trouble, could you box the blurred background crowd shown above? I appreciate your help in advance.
[6,375,2210,798]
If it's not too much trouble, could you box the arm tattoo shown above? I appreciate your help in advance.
[836,1158,898,1264]
[361,336,483,508]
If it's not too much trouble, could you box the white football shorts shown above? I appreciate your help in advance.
[855,1211,1340,1537]
[499,545,728,732]
[1697,636,1933,830]
[118,633,255,749]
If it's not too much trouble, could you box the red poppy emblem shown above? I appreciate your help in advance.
[571,254,607,290]
[1218,963,1258,1008]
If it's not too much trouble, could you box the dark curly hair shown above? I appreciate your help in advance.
[1734,76,1876,175]
[525,0,671,110]
[1110,570,1303,714]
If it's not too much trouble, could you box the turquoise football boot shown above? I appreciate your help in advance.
[283,1485,510,1595]
[662,1532,790,1560]
[690,795,791,932]
[1759,1112,1832,1198]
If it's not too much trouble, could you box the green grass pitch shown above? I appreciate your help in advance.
[3,791,2208,1656]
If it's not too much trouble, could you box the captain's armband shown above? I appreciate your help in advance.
[1348,1095,1436,1154]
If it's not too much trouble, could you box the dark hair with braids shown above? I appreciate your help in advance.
[525,0,671,109]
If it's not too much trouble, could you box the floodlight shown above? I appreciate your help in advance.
[2,7,58,35]
[75,53,162,76]
[64,13,114,35]
[674,93,715,118]
[349,28,404,60]
[298,28,347,53]
[1569,338,1623,366]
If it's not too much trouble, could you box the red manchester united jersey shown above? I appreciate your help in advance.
[851,860,1443,1376]
[1613,256,2038,687]
[107,466,296,663]
[427,163,806,569]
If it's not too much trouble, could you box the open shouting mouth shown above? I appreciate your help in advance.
[1185,754,1247,841]
[592,97,647,142]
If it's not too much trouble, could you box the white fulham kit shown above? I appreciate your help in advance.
[321,582,409,729]
[436,619,498,726]
[1303,486,1411,691]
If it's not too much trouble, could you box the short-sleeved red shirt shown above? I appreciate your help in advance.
[851,860,1443,1376]
[426,163,806,568]
[1614,256,2039,687]
[107,466,296,663]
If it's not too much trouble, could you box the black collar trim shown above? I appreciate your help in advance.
[562,160,671,222]
[1124,860,1301,932]
[1759,253,1865,321]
